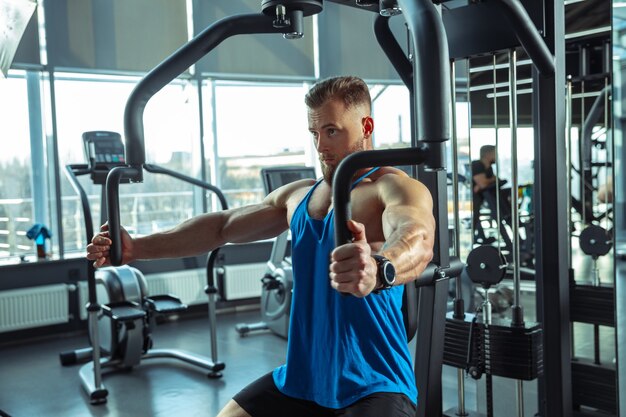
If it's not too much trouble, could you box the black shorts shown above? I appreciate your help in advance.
[233,372,416,417]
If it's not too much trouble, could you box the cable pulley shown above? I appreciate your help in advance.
[466,245,508,288]
[579,225,612,258]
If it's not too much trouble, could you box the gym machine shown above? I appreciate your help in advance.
[102,1,567,416]
[570,222,616,414]
[60,131,227,405]
[567,69,617,414]
[235,166,316,338]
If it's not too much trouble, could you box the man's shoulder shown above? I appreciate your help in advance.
[372,168,428,195]
[471,160,485,173]
[267,178,317,208]
[373,166,410,181]
[282,178,317,198]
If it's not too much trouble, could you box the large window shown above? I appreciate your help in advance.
[0,71,35,262]
[468,127,535,185]
[370,84,412,149]
[209,82,312,207]
[54,74,201,253]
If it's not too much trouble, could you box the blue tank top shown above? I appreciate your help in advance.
[272,168,418,408]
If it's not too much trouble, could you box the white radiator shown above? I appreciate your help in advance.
[0,284,69,333]
[220,262,266,300]
[145,268,207,306]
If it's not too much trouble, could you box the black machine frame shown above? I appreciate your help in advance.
[103,1,568,416]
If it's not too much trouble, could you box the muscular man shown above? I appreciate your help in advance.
[87,76,435,417]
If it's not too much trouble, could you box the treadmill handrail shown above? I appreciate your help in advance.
[144,164,228,211]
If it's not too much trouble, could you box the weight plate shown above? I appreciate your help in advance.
[466,245,507,287]
[579,225,612,257]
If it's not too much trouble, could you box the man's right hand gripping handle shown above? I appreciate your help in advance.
[86,224,134,268]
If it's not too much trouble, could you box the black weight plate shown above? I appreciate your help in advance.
[466,245,507,286]
[579,225,612,257]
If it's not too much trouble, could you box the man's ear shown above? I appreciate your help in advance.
[362,116,374,138]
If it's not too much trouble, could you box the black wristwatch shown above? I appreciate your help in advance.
[372,255,396,294]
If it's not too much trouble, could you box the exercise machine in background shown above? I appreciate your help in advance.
[236,166,316,339]
[60,131,227,405]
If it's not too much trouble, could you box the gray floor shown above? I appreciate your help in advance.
[0,310,286,417]
[0,306,611,417]
[0,248,618,417]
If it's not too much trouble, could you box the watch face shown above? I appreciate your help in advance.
[383,262,396,286]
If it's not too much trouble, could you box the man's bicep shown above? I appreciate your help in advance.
[380,178,435,238]
[222,203,288,243]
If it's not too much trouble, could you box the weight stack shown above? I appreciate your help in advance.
[443,312,484,374]
[570,284,615,327]
[486,317,543,380]
[572,359,617,414]
[443,312,543,381]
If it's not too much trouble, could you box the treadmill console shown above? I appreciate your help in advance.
[82,131,126,184]
[261,166,317,194]
[261,166,317,265]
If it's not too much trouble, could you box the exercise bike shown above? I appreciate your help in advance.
[59,131,228,405]
[235,166,316,339]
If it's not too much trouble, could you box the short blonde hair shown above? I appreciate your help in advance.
[305,76,371,113]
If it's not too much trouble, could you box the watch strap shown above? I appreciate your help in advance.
[372,254,394,294]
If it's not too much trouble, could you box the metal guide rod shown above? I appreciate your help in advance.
[88,304,103,390]
[483,297,494,417]
[566,77,577,380]
[493,53,502,253]
[206,249,221,365]
[517,379,525,417]
[508,49,523,322]
[603,76,610,233]
[566,76,573,269]
[508,48,525,417]
[450,59,467,417]
[581,79,587,226]
[451,60,461,261]
[457,370,466,417]
[468,58,474,245]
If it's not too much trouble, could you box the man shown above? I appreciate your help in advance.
[87,76,435,417]
[471,145,511,249]
[471,145,497,196]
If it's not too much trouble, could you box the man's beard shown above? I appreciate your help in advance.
[321,137,366,184]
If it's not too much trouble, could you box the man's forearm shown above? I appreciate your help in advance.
[379,223,434,285]
[133,212,226,260]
